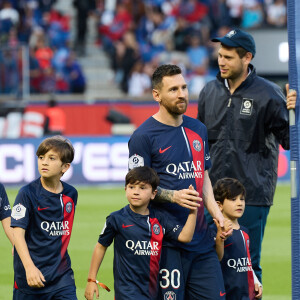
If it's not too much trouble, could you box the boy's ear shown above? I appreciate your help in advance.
[61,163,70,175]
[216,201,223,211]
[151,189,158,200]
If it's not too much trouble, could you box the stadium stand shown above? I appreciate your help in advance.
[0,0,288,101]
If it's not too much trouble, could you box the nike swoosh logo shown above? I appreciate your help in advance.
[122,224,134,228]
[159,146,172,154]
[224,243,233,248]
[38,206,49,211]
[220,291,226,296]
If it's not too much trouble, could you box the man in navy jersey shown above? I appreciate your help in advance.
[0,183,14,245]
[212,178,262,299]
[11,136,78,300]
[128,64,230,299]
[84,166,197,300]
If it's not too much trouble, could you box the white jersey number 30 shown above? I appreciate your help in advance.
[159,269,180,289]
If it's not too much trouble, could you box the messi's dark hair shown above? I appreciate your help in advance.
[125,166,160,191]
[36,135,74,164]
[213,177,246,204]
[152,64,182,90]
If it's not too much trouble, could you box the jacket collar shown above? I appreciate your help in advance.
[217,64,256,91]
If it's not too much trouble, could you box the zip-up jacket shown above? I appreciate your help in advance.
[197,65,289,206]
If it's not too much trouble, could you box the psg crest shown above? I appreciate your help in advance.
[164,291,176,300]
[65,202,72,213]
[152,224,160,235]
[193,140,201,152]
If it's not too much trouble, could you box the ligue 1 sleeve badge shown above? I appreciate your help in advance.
[65,202,73,213]
[11,203,26,220]
[128,154,144,169]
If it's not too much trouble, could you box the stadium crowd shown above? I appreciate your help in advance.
[0,0,86,95]
[0,0,287,96]
[96,0,287,96]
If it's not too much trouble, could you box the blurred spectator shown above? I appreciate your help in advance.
[99,2,133,54]
[173,17,191,52]
[241,0,264,29]
[186,31,210,96]
[187,32,209,76]
[44,98,66,135]
[226,0,243,27]
[63,51,86,93]
[0,1,19,26]
[112,30,140,93]
[29,47,42,93]
[73,0,96,56]
[266,0,287,27]
[0,46,18,94]
[35,36,53,69]
[128,60,152,97]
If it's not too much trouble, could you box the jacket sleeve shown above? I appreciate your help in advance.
[265,88,290,150]
[197,87,206,123]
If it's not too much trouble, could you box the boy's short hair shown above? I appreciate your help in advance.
[125,167,160,191]
[213,177,246,204]
[152,64,182,90]
[36,135,74,164]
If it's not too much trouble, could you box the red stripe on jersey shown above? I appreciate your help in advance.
[148,217,164,298]
[61,194,75,260]
[183,127,205,229]
[241,230,256,300]
[183,127,205,195]
[14,281,18,289]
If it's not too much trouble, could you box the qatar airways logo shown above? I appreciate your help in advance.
[125,240,160,256]
[227,257,252,272]
[166,161,203,179]
[41,221,70,236]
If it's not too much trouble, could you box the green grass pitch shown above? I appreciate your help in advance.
[0,184,291,300]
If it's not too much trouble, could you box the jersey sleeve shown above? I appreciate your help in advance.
[156,210,182,241]
[128,131,152,169]
[209,223,217,239]
[0,183,11,221]
[10,188,31,229]
[98,214,117,247]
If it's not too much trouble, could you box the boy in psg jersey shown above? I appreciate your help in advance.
[11,136,78,300]
[84,166,197,300]
[212,178,263,299]
[0,182,14,246]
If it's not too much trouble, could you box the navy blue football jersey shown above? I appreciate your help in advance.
[128,115,214,253]
[0,183,11,221]
[211,225,256,300]
[99,204,182,300]
[11,178,78,294]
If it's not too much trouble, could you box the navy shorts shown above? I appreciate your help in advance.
[157,246,225,300]
[13,284,77,300]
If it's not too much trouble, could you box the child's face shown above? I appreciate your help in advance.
[219,194,245,221]
[125,181,156,210]
[38,149,70,180]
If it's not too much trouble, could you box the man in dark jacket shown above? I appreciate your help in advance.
[197,28,296,283]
